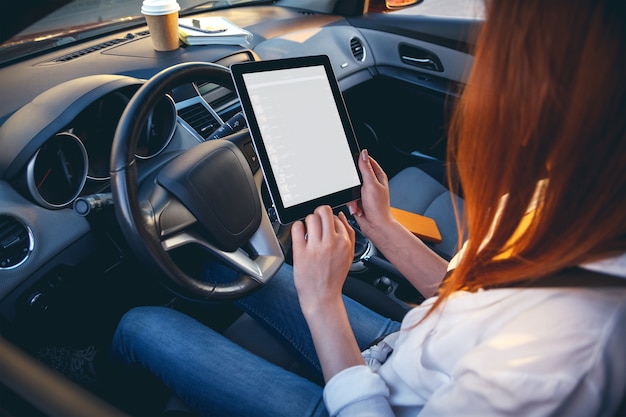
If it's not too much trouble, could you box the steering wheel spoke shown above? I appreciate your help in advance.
[146,183,198,239]
[161,205,283,285]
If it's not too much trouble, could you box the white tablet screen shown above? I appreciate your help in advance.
[242,65,360,208]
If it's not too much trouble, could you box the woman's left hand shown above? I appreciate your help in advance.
[291,206,355,316]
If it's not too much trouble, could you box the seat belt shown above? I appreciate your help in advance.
[487,267,626,289]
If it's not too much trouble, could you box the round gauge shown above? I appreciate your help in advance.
[73,92,129,181]
[135,94,177,159]
[27,132,88,209]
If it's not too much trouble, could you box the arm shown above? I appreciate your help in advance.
[291,206,395,416]
[291,206,363,382]
[347,150,448,298]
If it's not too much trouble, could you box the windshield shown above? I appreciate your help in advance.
[0,0,483,65]
[0,0,269,64]
[18,0,265,37]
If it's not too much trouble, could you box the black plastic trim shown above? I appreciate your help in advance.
[347,14,481,54]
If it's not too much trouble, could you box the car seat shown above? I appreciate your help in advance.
[388,165,464,261]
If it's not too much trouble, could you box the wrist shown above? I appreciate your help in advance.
[366,218,404,251]
[299,294,345,321]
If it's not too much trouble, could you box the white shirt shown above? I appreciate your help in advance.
[323,255,626,416]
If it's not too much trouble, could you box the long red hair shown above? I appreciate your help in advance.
[436,0,626,306]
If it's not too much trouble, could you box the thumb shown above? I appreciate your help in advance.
[358,149,375,184]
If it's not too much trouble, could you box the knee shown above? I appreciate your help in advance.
[115,306,165,337]
[111,306,170,364]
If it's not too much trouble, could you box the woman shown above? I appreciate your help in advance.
[111,0,626,415]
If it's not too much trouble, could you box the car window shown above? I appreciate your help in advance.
[392,0,485,18]
[17,0,266,37]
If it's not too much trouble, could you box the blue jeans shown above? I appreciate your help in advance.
[111,263,401,417]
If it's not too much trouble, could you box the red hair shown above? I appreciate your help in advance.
[436,0,626,306]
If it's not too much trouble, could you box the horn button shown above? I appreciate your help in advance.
[157,139,261,252]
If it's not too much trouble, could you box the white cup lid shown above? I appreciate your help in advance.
[141,0,180,15]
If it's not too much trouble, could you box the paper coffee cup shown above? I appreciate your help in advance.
[141,0,181,51]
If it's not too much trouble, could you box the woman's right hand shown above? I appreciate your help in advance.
[346,150,395,240]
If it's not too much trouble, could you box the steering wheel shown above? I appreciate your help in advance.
[110,62,284,300]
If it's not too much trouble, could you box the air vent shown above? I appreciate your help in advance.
[212,92,242,121]
[350,37,365,62]
[0,215,33,269]
[178,102,220,139]
[52,38,128,63]
[209,91,239,112]
[38,32,149,65]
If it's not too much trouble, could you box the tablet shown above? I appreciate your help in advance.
[231,55,361,224]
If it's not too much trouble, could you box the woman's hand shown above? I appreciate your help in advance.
[346,149,395,241]
[291,205,355,315]
[348,149,449,297]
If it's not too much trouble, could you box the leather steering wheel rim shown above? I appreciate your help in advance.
[110,62,284,300]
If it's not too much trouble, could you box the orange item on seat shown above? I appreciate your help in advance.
[390,207,442,243]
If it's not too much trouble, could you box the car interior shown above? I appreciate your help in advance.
[0,0,481,415]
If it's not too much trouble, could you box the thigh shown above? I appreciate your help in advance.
[236,264,401,374]
[112,306,328,417]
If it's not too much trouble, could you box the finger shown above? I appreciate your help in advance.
[346,200,362,217]
[358,149,386,187]
[338,211,355,242]
[333,216,351,251]
[291,220,306,253]
[303,211,322,242]
[315,205,336,237]
[357,149,376,185]
[367,155,388,186]
[336,212,355,249]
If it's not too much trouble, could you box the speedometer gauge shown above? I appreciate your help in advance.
[135,94,177,159]
[74,91,129,181]
[26,132,88,209]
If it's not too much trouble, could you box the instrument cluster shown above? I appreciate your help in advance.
[25,90,177,209]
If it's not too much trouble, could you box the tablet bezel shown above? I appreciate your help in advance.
[230,55,362,224]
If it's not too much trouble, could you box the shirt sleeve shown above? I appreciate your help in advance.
[323,365,394,417]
